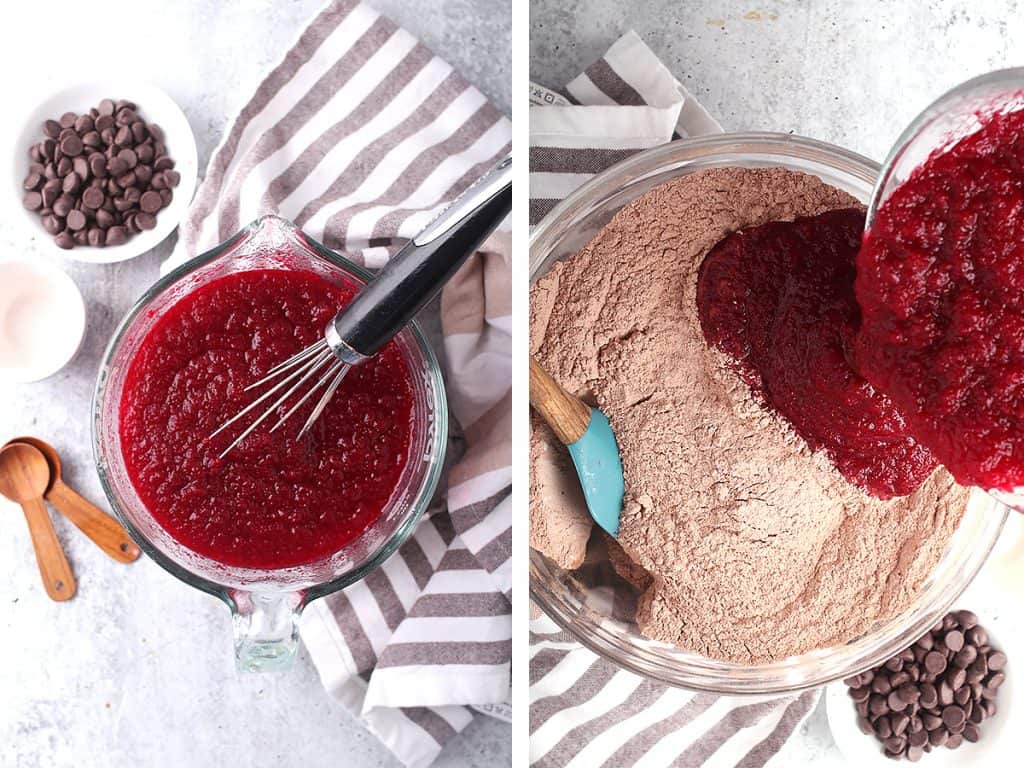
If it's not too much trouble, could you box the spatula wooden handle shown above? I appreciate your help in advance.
[529,356,592,445]
[49,480,141,563]
[21,496,76,602]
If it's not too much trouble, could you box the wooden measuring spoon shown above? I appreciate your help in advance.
[0,443,77,601]
[4,437,140,563]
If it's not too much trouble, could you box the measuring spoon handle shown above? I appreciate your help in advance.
[48,480,140,563]
[21,496,76,601]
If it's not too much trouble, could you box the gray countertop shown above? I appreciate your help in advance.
[530,0,1023,764]
[0,2,509,767]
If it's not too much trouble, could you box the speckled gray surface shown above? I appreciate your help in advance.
[530,1,1022,765]
[0,2,509,767]
[532,0,1020,162]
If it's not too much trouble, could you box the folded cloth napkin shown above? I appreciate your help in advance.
[165,2,511,766]
[529,32,818,768]
[529,30,720,225]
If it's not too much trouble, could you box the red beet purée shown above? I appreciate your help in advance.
[856,106,1024,490]
[119,268,415,569]
[697,208,937,499]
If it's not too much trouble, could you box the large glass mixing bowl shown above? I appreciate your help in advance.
[529,133,1008,694]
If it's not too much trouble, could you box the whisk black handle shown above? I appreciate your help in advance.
[326,155,512,364]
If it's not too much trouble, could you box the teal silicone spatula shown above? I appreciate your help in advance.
[529,356,625,537]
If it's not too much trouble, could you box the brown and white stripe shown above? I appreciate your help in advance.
[166,2,510,767]
[529,613,817,768]
[529,33,817,767]
[528,29,722,225]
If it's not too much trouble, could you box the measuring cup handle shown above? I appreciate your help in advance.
[230,590,305,672]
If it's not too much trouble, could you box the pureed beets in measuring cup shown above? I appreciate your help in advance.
[118,266,415,569]
[855,104,1024,491]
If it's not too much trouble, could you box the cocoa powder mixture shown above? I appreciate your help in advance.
[529,167,968,664]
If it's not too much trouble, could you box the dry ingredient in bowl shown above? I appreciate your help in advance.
[844,610,1007,761]
[529,167,969,664]
[21,98,179,249]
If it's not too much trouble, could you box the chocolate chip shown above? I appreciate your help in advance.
[872,676,893,695]
[136,211,158,231]
[938,680,954,706]
[884,736,907,754]
[858,715,873,735]
[924,651,947,676]
[164,169,181,187]
[889,712,908,736]
[87,227,105,247]
[41,180,61,208]
[966,626,988,646]
[953,645,977,669]
[65,209,86,231]
[60,134,83,157]
[62,173,82,194]
[74,114,94,134]
[95,208,115,229]
[947,667,966,691]
[22,191,42,210]
[886,690,907,712]
[53,195,74,217]
[944,630,964,652]
[876,715,893,738]
[108,157,128,176]
[105,226,127,245]
[986,671,1006,689]
[897,684,920,704]
[988,651,1007,671]
[81,187,105,210]
[41,215,61,235]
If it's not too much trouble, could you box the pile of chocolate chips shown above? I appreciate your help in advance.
[844,610,1006,761]
[21,98,179,249]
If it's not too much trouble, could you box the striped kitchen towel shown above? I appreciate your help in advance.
[529,33,818,768]
[166,2,511,766]
[529,29,721,225]
[530,611,818,768]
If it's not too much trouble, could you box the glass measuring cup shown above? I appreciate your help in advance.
[93,215,447,671]
[866,67,1024,511]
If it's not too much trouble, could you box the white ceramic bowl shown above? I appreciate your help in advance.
[0,258,85,382]
[827,612,1013,765]
[8,80,198,264]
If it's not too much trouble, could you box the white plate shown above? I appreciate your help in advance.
[0,258,85,383]
[826,613,1014,765]
[8,80,198,264]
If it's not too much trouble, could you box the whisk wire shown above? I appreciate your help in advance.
[215,347,335,458]
[296,364,351,440]
[269,358,346,434]
[246,339,328,391]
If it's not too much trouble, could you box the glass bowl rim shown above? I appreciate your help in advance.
[866,66,1024,229]
[530,131,881,277]
[527,132,1008,693]
[91,214,448,605]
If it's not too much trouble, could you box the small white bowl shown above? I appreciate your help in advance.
[827,614,1013,765]
[8,80,198,264]
[0,259,85,382]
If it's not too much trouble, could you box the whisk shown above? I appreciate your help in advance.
[211,154,512,457]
